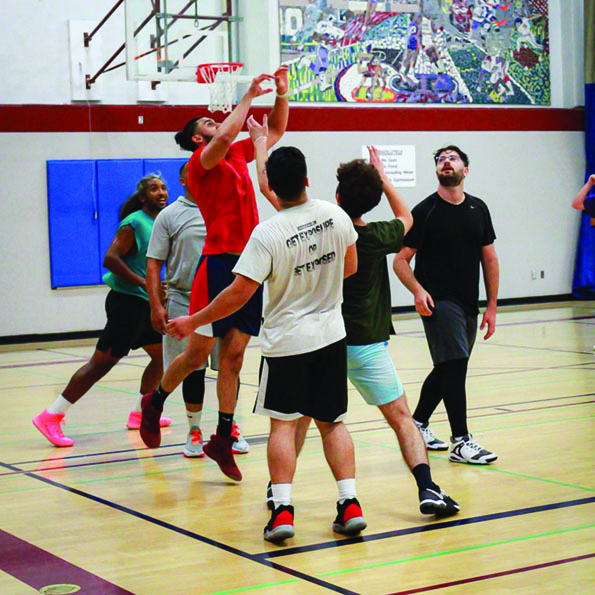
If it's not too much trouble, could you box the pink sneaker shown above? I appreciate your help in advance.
[32,410,74,447]
[126,409,172,430]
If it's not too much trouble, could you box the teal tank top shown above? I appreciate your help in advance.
[102,209,154,300]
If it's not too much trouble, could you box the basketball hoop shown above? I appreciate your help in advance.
[196,62,244,113]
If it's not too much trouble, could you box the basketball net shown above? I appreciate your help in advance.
[197,63,243,114]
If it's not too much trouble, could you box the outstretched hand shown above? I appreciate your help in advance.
[248,73,275,98]
[274,65,289,96]
[165,315,195,341]
[367,145,387,179]
[247,114,269,142]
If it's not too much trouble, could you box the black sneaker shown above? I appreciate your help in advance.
[419,487,460,517]
[264,504,295,542]
[266,480,274,510]
[332,497,367,536]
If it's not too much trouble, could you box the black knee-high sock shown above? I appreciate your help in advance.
[217,411,233,437]
[413,366,443,424]
[182,369,206,406]
[438,357,469,438]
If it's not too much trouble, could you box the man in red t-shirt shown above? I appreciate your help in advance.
[139,67,289,482]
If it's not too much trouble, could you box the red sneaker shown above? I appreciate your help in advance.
[332,497,367,536]
[139,392,162,448]
[264,504,295,542]
[203,433,242,481]
[32,410,74,447]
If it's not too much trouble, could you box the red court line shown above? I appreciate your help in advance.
[0,528,134,594]
[387,552,595,594]
[0,104,584,132]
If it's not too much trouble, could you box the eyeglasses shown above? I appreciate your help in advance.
[437,154,461,164]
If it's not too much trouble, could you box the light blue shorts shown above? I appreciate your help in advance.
[347,342,404,407]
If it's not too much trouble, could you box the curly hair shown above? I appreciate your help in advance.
[336,159,384,219]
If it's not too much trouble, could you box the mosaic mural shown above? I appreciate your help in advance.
[279,0,550,104]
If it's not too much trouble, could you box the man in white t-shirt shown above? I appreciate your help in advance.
[166,144,366,543]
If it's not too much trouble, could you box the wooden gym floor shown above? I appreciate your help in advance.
[0,301,593,594]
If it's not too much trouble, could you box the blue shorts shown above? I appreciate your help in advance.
[189,253,263,338]
[347,342,404,407]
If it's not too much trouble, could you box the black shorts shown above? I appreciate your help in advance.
[254,339,348,423]
[96,290,162,359]
[421,300,477,365]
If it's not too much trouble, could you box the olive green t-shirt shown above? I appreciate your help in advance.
[342,219,405,345]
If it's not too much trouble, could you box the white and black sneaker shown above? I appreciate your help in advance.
[416,421,449,451]
[419,487,460,517]
[449,434,497,465]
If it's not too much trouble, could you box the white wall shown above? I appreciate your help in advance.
[0,1,587,337]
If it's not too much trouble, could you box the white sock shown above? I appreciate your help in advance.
[272,483,292,508]
[186,409,203,430]
[337,478,356,504]
[132,393,143,412]
[47,395,72,415]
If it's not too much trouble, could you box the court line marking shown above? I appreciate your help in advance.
[385,552,595,594]
[0,460,360,595]
[258,497,595,559]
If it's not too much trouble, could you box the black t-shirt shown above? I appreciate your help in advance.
[343,219,405,345]
[404,192,496,315]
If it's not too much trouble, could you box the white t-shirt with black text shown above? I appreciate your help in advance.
[233,199,357,357]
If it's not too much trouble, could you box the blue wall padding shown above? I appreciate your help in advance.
[96,160,144,278]
[47,158,190,288]
[47,160,101,287]
[144,158,188,205]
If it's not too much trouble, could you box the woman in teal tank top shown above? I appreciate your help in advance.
[32,174,172,447]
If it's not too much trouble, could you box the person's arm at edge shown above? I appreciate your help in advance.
[103,226,146,288]
[571,174,595,211]
[479,243,499,340]
[201,73,275,170]
[368,145,413,234]
[247,114,280,211]
[146,257,168,333]
[265,66,290,149]
[392,246,434,316]
[344,242,358,278]
[166,274,260,340]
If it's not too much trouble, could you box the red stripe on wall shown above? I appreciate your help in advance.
[0,104,584,133]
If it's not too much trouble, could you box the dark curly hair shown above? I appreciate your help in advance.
[174,117,201,152]
[336,159,384,219]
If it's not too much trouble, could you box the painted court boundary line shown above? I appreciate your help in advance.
[0,460,359,595]
[386,552,595,594]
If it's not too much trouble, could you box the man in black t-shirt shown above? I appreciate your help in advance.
[394,145,500,465]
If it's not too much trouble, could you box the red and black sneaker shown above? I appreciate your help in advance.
[203,433,242,481]
[139,392,162,448]
[264,504,295,542]
[332,497,367,536]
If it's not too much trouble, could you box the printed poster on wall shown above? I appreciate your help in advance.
[279,1,550,105]
[362,145,416,186]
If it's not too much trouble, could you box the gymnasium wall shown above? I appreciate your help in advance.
[0,1,587,338]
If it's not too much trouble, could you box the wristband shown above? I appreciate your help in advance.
[253,136,267,144]
[276,90,290,98]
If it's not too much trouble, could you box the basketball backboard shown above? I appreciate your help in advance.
[124,0,234,82]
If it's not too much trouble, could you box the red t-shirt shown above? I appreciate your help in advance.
[187,138,258,254]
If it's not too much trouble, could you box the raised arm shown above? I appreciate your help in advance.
[247,114,280,211]
[166,275,261,340]
[571,174,595,211]
[201,73,275,170]
[479,243,499,340]
[393,246,434,316]
[265,66,290,149]
[368,145,413,234]
[103,226,145,288]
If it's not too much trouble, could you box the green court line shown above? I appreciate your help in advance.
[319,523,595,577]
[205,579,299,595]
